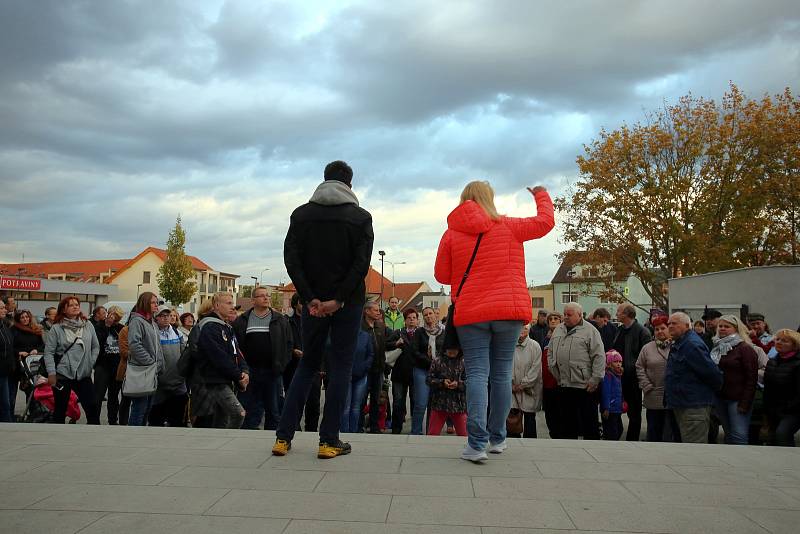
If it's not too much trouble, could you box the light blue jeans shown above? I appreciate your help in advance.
[341,375,369,433]
[411,366,431,435]
[714,397,752,445]
[456,320,522,450]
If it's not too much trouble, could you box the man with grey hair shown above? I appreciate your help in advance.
[664,312,723,443]
[362,300,400,433]
[548,302,605,439]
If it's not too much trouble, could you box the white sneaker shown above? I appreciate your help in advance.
[461,445,488,463]
[488,440,508,454]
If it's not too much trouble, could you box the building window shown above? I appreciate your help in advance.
[143,271,151,284]
[531,297,545,308]
[561,292,578,304]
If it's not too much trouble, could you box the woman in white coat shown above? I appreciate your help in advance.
[510,323,543,438]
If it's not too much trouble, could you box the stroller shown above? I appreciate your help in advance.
[19,355,81,423]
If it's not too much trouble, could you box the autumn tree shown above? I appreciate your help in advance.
[555,83,799,310]
[157,216,198,306]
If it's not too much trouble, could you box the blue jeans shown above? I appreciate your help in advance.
[411,366,430,435]
[457,320,522,450]
[0,375,12,422]
[128,395,153,426]
[715,398,752,445]
[277,302,362,443]
[238,366,283,430]
[341,375,369,433]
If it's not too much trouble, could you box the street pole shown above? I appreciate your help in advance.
[567,270,576,304]
[260,268,270,286]
[378,250,386,310]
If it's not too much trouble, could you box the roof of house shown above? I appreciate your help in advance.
[0,259,129,282]
[105,247,213,283]
[389,282,429,307]
[551,251,632,284]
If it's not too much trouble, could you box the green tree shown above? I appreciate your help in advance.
[157,216,198,306]
[555,83,799,310]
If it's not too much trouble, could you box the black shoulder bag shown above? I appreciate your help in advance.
[442,233,483,351]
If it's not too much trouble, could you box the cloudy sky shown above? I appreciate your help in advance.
[1,1,798,290]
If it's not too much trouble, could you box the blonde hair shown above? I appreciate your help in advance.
[718,315,752,344]
[198,299,214,317]
[107,306,125,321]
[775,329,800,352]
[460,181,500,220]
[212,291,233,306]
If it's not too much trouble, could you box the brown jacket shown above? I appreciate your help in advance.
[115,326,129,382]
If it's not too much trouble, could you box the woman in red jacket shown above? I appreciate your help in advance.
[435,181,554,461]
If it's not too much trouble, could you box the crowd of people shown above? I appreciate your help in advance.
[0,161,798,460]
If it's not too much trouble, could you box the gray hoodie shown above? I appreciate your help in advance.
[43,322,99,380]
[127,313,165,373]
[309,180,360,206]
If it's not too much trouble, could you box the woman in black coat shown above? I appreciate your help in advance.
[390,308,419,434]
[11,310,44,413]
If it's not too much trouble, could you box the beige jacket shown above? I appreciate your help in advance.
[512,337,543,412]
[547,321,605,389]
[636,340,670,410]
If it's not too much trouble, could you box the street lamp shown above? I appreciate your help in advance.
[250,276,258,293]
[567,270,576,304]
[386,260,406,296]
[378,251,386,309]
[260,268,270,286]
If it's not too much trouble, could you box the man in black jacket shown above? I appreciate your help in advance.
[284,292,322,432]
[233,286,294,430]
[273,160,374,459]
[196,292,250,429]
[529,310,549,348]
[362,300,401,433]
[613,303,652,441]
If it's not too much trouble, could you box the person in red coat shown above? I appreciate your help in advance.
[435,181,554,461]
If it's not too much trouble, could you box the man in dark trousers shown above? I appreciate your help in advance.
[612,303,652,441]
[272,160,374,459]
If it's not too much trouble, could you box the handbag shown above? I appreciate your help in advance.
[442,233,484,351]
[506,392,524,434]
[122,361,158,398]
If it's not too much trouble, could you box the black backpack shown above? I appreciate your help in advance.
[176,317,225,379]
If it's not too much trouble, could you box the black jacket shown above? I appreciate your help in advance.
[93,322,123,369]
[612,320,652,380]
[289,311,303,352]
[414,328,445,370]
[197,313,250,385]
[764,353,800,417]
[12,326,44,357]
[284,185,374,305]
[363,318,399,374]
[529,322,549,348]
[391,328,418,385]
[232,308,294,374]
[0,321,14,377]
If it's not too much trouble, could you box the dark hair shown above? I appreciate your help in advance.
[290,292,301,308]
[403,307,418,319]
[252,286,269,298]
[135,291,158,317]
[593,307,611,319]
[92,306,106,320]
[44,306,56,315]
[0,295,13,304]
[620,304,637,319]
[180,312,194,326]
[55,296,86,323]
[324,160,353,184]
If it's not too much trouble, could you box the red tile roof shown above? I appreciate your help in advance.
[390,282,428,307]
[104,247,213,283]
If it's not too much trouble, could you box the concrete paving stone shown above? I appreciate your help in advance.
[509,446,598,463]
[29,483,229,514]
[206,489,391,522]
[341,431,410,443]
[776,486,800,500]
[563,502,768,533]
[388,495,574,529]
[78,512,289,534]
[264,453,402,474]
[350,442,472,458]
[28,462,183,486]
[585,447,727,466]
[623,481,800,509]
[0,482,65,509]
[518,438,636,449]
[316,471,475,497]
[0,443,141,463]
[160,466,324,491]
[482,530,634,534]
[740,508,800,534]
[400,457,541,478]
[70,434,235,450]
[0,460,46,481]
[472,477,637,502]
[0,509,105,534]
[124,447,270,468]
[285,520,480,534]
[535,461,687,482]
[407,434,464,445]
[219,437,278,451]
[668,464,800,486]
[717,448,800,471]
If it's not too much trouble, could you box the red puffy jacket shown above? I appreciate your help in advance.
[434,190,555,327]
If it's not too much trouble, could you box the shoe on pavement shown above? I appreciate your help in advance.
[272,439,291,456]
[318,440,352,459]
[488,440,508,454]
[461,445,488,463]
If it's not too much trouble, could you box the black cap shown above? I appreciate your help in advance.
[747,313,765,322]
[702,309,722,320]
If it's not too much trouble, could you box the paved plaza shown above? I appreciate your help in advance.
[1,423,799,533]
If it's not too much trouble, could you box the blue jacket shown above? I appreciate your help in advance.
[664,330,723,409]
[600,371,623,413]
[351,329,374,381]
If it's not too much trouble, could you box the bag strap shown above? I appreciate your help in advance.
[455,233,483,298]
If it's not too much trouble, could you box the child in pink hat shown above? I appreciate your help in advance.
[601,350,624,440]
